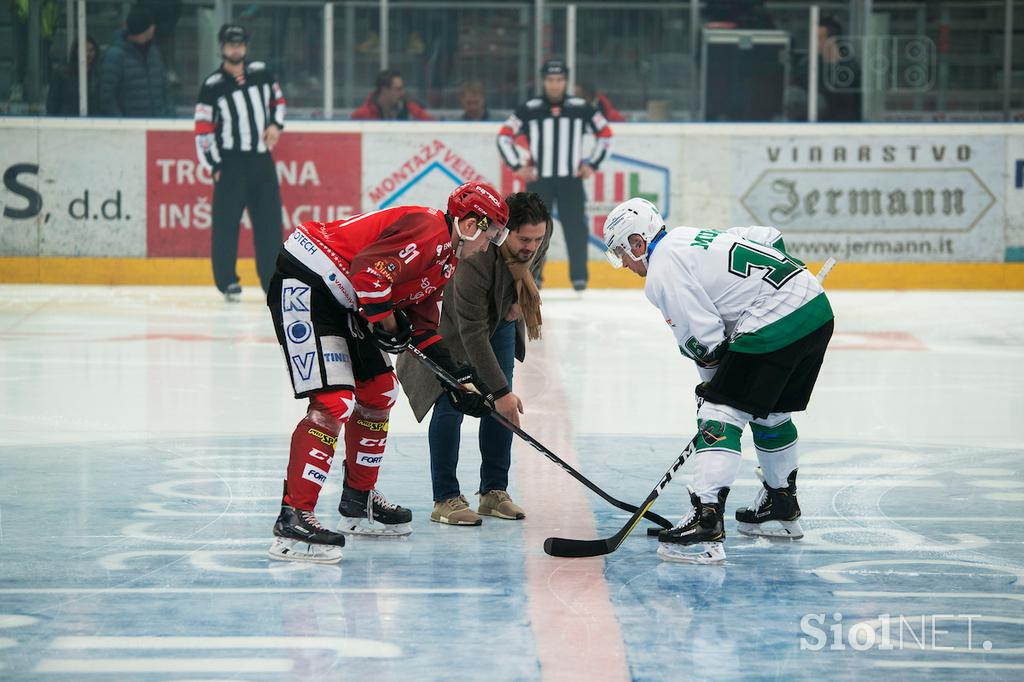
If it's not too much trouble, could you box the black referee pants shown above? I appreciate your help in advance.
[211,152,283,294]
[528,176,589,289]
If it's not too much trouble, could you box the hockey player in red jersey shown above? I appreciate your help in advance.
[267,182,510,564]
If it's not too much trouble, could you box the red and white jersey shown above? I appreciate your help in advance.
[284,206,457,350]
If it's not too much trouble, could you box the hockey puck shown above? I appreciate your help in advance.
[647,527,662,537]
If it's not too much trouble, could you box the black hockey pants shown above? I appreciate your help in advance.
[211,151,283,294]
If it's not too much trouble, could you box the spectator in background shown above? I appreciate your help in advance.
[816,16,862,122]
[98,5,173,117]
[459,80,490,121]
[574,81,626,122]
[47,37,99,116]
[137,0,183,85]
[352,69,434,120]
[8,0,60,103]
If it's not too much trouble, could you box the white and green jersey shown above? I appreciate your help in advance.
[643,225,833,361]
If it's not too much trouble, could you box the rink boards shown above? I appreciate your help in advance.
[1,119,1024,287]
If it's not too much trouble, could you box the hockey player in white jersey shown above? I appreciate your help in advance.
[602,198,834,564]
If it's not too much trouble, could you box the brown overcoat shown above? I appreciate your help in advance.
[395,246,527,422]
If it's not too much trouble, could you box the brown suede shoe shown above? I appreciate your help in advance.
[431,495,482,526]
[478,490,525,520]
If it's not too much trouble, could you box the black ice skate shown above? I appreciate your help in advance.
[735,468,803,539]
[656,487,728,564]
[269,504,345,564]
[337,483,413,537]
[224,282,242,303]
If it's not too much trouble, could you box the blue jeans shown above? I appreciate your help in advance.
[428,319,516,502]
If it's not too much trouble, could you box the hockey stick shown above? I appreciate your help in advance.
[544,436,698,557]
[816,257,837,284]
[406,344,673,530]
[543,258,838,557]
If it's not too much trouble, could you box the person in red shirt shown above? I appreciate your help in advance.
[267,182,509,564]
[351,68,434,121]
[573,81,627,123]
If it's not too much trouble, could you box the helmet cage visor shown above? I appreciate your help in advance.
[605,237,645,268]
[455,214,509,246]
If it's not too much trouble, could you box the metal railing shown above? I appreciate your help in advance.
[0,0,1020,121]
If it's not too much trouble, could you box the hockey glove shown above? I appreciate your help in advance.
[370,309,413,354]
[444,364,493,418]
[694,341,728,368]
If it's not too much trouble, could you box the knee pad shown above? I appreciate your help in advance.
[694,401,747,455]
[354,372,400,414]
[309,388,356,427]
[749,416,798,452]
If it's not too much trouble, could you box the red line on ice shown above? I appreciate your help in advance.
[515,337,630,682]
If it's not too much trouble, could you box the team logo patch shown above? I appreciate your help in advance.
[372,257,402,282]
[301,463,329,486]
[699,420,728,447]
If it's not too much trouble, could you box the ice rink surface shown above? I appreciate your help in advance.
[1,284,1023,680]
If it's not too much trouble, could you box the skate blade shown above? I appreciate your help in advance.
[339,517,412,537]
[736,520,804,539]
[657,541,725,565]
[268,537,342,564]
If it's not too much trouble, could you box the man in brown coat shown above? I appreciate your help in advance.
[396,193,549,525]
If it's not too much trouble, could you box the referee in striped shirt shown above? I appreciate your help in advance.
[194,24,286,301]
[497,59,613,291]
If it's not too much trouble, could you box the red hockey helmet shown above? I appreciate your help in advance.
[447,181,510,246]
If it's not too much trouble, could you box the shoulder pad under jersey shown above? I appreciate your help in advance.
[204,72,224,86]
[248,61,267,71]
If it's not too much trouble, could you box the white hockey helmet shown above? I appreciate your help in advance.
[602,197,665,267]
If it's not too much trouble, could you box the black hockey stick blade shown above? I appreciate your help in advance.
[543,438,697,558]
[544,497,657,558]
[543,536,613,558]
[407,344,673,530]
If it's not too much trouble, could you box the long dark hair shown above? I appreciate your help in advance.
[66,36,99,76]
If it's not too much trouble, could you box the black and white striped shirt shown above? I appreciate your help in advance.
[497,96,613,179]
[194,61,286,170]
